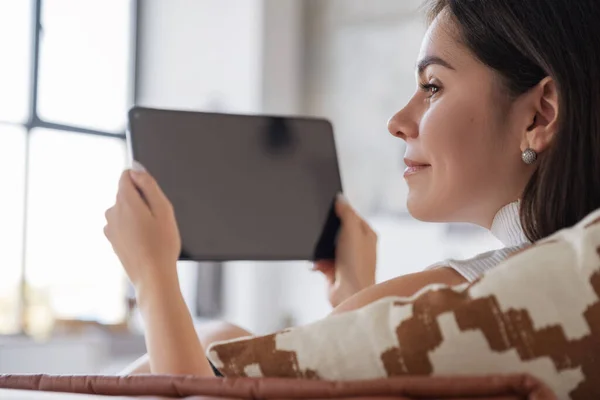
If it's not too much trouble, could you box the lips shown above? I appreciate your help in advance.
[403,158,431,178]
[403,158,430,168]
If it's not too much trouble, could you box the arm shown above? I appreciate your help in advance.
[330,267,467,315]
[121,321,253,375]
[105,168,214,376]
[136,278,213,375]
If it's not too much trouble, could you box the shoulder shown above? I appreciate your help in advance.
[426,243,530,282]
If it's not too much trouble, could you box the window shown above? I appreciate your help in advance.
[0,125,27,334]
[37,0,132,132]
[0,0,32,124]
[0,0,136,337]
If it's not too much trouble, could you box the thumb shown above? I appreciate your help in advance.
[335,193,359,223]
[129,166,169,215]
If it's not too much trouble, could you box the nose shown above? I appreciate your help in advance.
[387,102,419,141]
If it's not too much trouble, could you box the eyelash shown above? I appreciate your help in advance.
[419,83,441,98]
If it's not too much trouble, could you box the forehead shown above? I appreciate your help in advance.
[418,12,471,71]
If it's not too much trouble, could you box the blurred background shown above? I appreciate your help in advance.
[0,0,501,374]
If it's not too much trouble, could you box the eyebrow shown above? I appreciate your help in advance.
[417,56,455,74]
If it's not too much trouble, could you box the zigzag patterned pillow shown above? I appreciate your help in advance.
[206,209,600,400]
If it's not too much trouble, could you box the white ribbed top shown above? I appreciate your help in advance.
[427,201,531,282]
[490,201,529,247]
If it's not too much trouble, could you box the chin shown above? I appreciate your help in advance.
[406,193,444,223]
[406,195,428,221]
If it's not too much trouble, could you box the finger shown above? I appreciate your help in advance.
[312,260,334,272]
[104,206,117,240]
[360,219,376,237]
[335,194,375,236]
[313,261,336,284]
[128,169,170,215]
[105,206,115,223]
[322,269,335,285]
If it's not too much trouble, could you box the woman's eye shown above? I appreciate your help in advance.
[419,83,441,98]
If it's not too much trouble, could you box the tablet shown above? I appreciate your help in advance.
[126,107,343,262]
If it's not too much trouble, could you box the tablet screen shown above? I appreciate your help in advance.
[127,107,342,262]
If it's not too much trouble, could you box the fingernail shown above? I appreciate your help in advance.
[132,161,147,173]
[336,192,348,204]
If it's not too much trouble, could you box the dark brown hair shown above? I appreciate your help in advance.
[425,0,600,242]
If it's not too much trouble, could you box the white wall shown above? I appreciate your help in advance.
[137,0,304,116]
[137,0,263,113]
[302,0,426,215]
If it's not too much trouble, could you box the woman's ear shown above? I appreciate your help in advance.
[520,77,559,154]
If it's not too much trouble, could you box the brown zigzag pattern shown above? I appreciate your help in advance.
[211,330,320,379]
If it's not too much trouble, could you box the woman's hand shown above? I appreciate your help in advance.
[313,194,377,308]
[104,164,181,290]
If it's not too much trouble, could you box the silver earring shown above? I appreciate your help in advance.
[522,148,538,165]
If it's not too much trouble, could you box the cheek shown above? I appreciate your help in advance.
[417,95,503,216]
[411,116,512,223]
[420,98,487,171]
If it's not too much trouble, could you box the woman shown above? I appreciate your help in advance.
[105,0,600,376]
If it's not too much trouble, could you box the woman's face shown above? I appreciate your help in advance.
[388,12,532,227]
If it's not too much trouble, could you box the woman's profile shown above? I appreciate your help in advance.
[104,0,600,376]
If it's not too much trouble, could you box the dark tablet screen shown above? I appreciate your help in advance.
[127,107,343,262]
